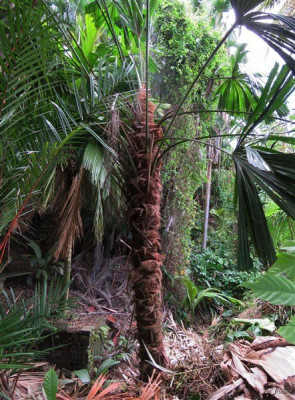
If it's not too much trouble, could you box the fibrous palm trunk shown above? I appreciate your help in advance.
[127,89,167,378]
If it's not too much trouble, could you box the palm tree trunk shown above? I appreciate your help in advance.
[127,89,167,379]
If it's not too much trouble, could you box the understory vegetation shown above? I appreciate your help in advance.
[0,0,294,399]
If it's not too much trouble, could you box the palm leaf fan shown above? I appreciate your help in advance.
[232,61,295,270]
[230,0,266,18]
[233,146,295,269]
[241,13,295,74]
[239,63,294,145]
[230,1,295,74]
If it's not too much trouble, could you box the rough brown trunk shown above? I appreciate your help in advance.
[127,89,167,379]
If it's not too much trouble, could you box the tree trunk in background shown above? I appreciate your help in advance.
[202,130,222,250]
[62,237,72,303]
[202,148,213,250]
[127,88,167,379]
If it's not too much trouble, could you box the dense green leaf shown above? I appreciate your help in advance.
[278,316,295,345]
[242,274,295,305]
[96,359,120,376]
[233,318,276,332]
[268,135,295,145]
[43,369,58,400]
[233,144,295,269]
[73,369,90,383]
[268,253,295,281]
[239,64,294,144]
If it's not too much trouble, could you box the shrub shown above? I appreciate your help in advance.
[189,246,262,298]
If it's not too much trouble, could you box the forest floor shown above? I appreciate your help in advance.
[1,253,294,399]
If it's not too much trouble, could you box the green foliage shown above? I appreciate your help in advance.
[278,315,295,345]
[0,278,72,369]
[265,201,295,248]
[43,369,58,400]
[233,317,276,332]
[181,276,241,322]
[162,117,206,273]
[268,252,295,281]
[232,65,295,270]
[73,368,91,383]
[154,0,224,275]
[87,324,133,376]
[213,44,259,114]
[154,0,227,103]
[96,358,120,376]
[23,240,64,278]
[189,246,261,298]
[225,317,276,343]
[242,274,295,306]
[242,242,295,343]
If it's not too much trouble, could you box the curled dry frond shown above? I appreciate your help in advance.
[53,167,85,260]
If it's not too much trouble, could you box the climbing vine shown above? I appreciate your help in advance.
[153,0,227,276]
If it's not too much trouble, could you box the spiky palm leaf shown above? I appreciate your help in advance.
[0,0,136,266]
[232,64,295,269]
[214,44,259,115]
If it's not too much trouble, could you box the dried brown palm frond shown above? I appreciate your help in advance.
[135,371,162,400]
[208,337,295,400]
[53,167,85,260]
[106,94,121,152]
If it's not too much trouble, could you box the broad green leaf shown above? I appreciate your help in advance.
[280,240,295,252]
[278,316,295,345]
[43,369,58,400]
[28,240,42,259]
[242,274,295,306]
[268,253,295,281]
[233,318,276,332]
[73,369,90,383]
[96,359,120,377]
[268,135,295,145]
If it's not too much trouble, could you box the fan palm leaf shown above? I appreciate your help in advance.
[240,12,295,73]
[232,64,295,269]
[214,44,259,115]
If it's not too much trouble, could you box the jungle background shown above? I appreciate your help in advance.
[0,0,294,398]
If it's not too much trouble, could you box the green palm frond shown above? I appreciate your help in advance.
[0,278,72,369]
[214,44,259,115]
[82,141,110,242]
[233,146,295,269]
[239,63,294,144]
[230,62,295,270]
[234,157,276,269]
[0,0,135,261]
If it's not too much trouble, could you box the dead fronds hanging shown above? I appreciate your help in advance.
[53,167,85,260]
